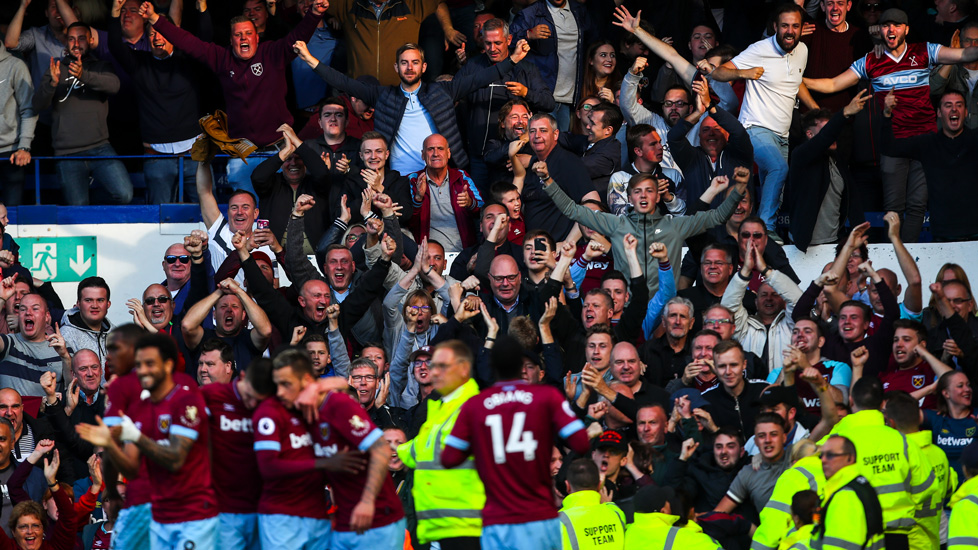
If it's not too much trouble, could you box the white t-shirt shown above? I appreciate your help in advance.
[207,215,279,285]
[730,36,808,137]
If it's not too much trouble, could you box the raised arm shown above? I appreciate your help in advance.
[4,0,31,50]
[710,60,765,83]
[181,287,222,350]
[230,279,272,350]
[294,41,381,105]
[936,45,978,64]
[195,160,222,229]
[802,69,860,94]
[612,6,697,83]
[884,212,922,314]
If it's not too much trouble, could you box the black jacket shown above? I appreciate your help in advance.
[701,379,768,436]
[668,106,753,205]
[562,134,622,200]
[251,154,330,248]
[455,53,555,156]
[787,110,862,251]
[679,449,752,512]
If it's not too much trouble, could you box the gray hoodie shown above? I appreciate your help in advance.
[0,44,37,154]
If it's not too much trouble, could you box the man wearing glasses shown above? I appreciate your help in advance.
[349,357,406,429]
[679,244,735,334]
[811,435,885,550]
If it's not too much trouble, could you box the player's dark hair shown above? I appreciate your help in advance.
[489,335,525,380]
[585,322,615,343]
[883,391,921,432]
[244,357,276,397]
[591,101,624,135]
[791,490,820,526]
[852,376,884,411]
[134,333,178,367]
[703,44,737,64]
[625,124,656,162]
[272,348,314,379]
[108,323,146,345]
[801,109,832,135]
[522,228,555,250]
[77,276,110,302]
[200,338,234,366]
[507,316,538,351]
[566,458,601,492]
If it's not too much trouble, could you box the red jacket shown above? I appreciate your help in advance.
[408,168,484,249]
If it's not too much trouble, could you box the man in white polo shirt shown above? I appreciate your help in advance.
[710,3,815,244]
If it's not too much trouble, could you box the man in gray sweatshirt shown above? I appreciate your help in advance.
[0,43,36,206]
[33,22,132,206]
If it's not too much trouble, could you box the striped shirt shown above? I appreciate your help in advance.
[0,334,64,398]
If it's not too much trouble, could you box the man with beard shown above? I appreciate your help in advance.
[883,90,978,241]
[766,319,850,416]
[143,0,330,195]
[182,277,272,371]
[33,22,132,206]
[456,18,554,192]
[0,289,69,398]
[711,3,814,243]
[78,334,219,549]
[483,99,532,182]
[106,0,202,205]
[679,427,748,513]
[804,8,978,241]
[295,40,531,176]
[607,124,685,217]
[874,320,953,409]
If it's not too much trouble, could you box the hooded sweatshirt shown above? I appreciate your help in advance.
[0,44,37,154]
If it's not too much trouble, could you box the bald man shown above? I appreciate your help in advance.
[0,388,56,463]
[0,291,69,397]
[40,348,105,482]
[477,254,563,338]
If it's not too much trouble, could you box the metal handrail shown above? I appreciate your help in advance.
[1,153,277,205]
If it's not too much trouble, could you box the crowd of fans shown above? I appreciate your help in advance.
[0,0,976,548]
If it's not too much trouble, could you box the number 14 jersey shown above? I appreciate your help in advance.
[443,380,588,526]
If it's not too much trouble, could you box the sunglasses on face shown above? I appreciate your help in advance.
[740,232,765,240]
[164,255,190,264]
[862,3,881,10]
[144,296,171,305]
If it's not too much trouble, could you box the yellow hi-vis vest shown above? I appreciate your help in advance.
[948,474,978,550]
[777,524,814,550]
[397,379,485,544]
[558,490,626,550]
[811,464,885,550]
[907,430,958,550]
[825,409,935,533]
[624,513,723,550]
[752,455,825,550]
